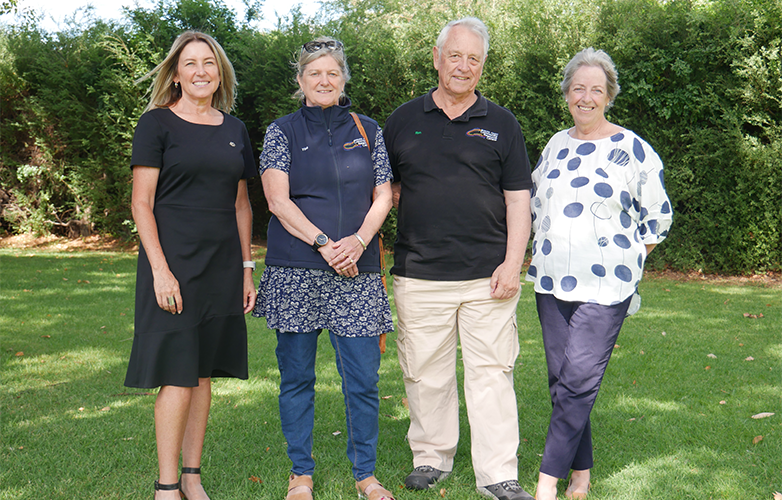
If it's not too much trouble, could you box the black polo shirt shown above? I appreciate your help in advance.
[384,88,532,281]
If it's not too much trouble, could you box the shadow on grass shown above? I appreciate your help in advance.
[1,250,780,499]
[513,278,781,498]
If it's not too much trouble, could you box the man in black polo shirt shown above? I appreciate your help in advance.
[384,16,534,500]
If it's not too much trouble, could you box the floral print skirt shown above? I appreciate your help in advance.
[252,266,393,337]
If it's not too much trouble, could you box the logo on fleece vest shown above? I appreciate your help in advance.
[466,128,499,142]
[343,137,368,150]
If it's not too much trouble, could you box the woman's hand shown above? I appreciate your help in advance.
[321,236,363,277]
[153,269,182,314]
[242,269,257,314]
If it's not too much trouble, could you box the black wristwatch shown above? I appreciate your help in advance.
[311,233,328,252]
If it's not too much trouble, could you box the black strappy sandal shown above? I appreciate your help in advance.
[153,480,181,499]
[179,467,201,500]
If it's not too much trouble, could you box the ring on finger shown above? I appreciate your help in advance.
[167,297,175,306]
[348,257,354,264]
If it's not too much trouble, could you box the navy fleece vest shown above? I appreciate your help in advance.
[265,101,382,273]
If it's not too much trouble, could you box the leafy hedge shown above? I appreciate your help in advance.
[1,0,779,273]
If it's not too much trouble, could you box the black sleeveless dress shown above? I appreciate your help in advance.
[124,108,256,388]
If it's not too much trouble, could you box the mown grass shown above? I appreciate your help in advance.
[1,248,779,499]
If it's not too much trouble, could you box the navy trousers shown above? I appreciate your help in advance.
[536,293,631,478]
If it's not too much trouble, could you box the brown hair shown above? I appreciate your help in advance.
[138,31,237,113]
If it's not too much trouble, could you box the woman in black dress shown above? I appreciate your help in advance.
[124,31,256,500]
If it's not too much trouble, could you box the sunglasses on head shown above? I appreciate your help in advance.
[302,40,343,53]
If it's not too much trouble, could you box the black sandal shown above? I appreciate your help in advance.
[179,467,201,500]
[153,480,181,499]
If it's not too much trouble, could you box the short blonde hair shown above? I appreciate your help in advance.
[292,36,350,103]
[138,31,237,113]
[561,47,621,107]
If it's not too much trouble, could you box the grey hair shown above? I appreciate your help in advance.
[436,17,490,60]
[293,36,350,102]
[561,47,621,107]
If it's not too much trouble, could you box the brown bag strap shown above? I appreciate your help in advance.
[351,113,388,354]
[350,112,370,153]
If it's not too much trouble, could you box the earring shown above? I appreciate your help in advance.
[174,82,180,89]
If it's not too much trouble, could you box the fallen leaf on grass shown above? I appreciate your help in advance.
[661,331,666,336]
[743,312,764,319]
[332,431,341,436]
[381,395,393,400]
[15,352,23,357]
[746,356,755,361]
[100,406,110,412]
[440,488,446,497]
[614,344,621,349]
[705,366,711,370]
[248,476,262,484]
[402,398,409,409]
[707,353,717,358]
[753,435,763,444]
[41,335,51,338]
[751,412,775,419]
[719,401,726,405]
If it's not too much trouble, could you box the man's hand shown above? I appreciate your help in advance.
[489,260,522,299]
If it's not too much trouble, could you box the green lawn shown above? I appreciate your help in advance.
[1,248,779,499]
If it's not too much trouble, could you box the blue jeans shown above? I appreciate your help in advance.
[276,330,381,481]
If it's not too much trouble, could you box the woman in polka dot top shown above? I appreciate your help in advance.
[529,48,673,500]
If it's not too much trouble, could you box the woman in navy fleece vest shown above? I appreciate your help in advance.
[251,37,395,500]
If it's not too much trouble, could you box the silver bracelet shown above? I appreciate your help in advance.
[242,261,256,271]
[353,233,367,250]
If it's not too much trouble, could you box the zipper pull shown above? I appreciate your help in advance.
[328,128,332,146]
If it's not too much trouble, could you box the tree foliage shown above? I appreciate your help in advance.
[0,0,780,273]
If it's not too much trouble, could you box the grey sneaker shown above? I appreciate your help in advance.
[477,480,535,500]
[404,465,450,490]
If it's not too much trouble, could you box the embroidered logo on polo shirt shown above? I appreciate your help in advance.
[466,128,499,142]
[343,137,368,150]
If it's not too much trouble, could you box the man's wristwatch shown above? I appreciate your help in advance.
[311,233,328,252]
